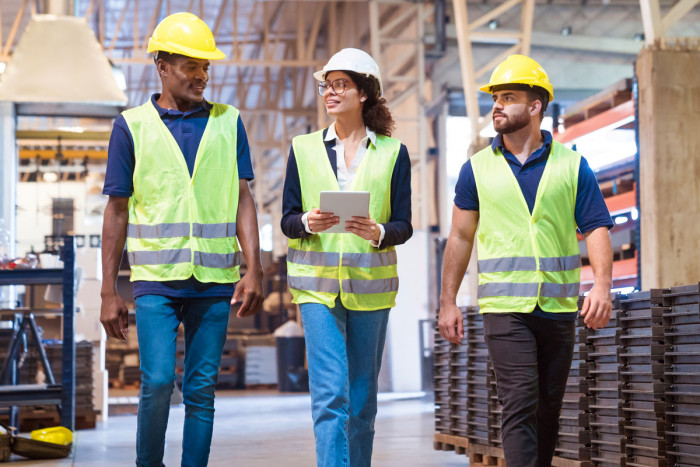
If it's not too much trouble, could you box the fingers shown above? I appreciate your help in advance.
[591,303,612,329]
[231,286,243,305]
[119,310,129,341]
[584,297,612,330]
[438,308,463,345]
[580,294,590,316]
[101,298,128,341]
[104,315,126,341]
[102,319,120,340]
[237,289,264,317]
[236,289,253,317]
[310,218,339,232]
[308,211,339,232]
[345,218,377,240]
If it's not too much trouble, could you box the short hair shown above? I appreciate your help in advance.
[153,51,188,65]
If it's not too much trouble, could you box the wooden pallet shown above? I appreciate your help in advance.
[561,78,632,128]
[468,443,506,467]
[469,452,506,467]
[0,407,97,431]
[551,457,594,467]
[433,433,468,455]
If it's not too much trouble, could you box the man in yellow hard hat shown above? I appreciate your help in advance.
[100,12,263,466]
[439,55,614,466]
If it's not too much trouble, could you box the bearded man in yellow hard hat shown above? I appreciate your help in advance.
[439,55,614,466]
[100,12,263,466]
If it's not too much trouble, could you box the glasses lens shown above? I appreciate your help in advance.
[332,79,346,95]
[318,82,327,96]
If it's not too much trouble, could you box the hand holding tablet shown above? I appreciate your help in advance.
[318,191,371,234]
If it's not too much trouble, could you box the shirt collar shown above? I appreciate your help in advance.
[150,93,212,117]
[325,122,377,147]
[492,130,553,159]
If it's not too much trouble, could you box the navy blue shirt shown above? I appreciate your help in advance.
[104,94,254,298]
[281,129,413,248]
[454,130,613,321]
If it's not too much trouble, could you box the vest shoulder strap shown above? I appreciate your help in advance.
[121,101,158,126]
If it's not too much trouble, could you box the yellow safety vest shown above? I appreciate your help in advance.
[122,100,242,284]
[471,141,581,313]
[287,130,401,311]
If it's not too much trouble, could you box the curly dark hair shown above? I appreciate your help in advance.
[344,71,396,137]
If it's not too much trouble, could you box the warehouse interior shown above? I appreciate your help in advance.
[0,0,698,465]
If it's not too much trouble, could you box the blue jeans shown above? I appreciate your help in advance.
[134,295,230,467]
[300,298,390,467]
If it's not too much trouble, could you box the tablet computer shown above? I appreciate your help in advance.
[319,191,370,234]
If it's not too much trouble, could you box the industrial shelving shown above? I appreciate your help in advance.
[0,237,77,430]
[554,78,639,292]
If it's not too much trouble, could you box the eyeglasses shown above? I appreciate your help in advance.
[318,78,353,97]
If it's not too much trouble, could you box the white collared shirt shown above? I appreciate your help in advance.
[302,123,385,247]
[325,122,377,191]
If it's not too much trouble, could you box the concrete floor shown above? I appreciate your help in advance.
[10,392,467,466]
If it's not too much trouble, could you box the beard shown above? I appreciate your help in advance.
[493,110,530,134]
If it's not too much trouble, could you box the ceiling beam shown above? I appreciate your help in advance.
[444,25,644,55]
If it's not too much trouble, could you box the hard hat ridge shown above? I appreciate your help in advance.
[148,12,225,61]
[479,54,554,102]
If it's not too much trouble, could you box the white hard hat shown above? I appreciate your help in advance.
[313,48,383,97]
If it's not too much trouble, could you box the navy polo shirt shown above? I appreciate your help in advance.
[281,128,413,248]
[454,130,613,321]
[104,94,254,299]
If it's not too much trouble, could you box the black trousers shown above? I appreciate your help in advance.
[484,313,575,467]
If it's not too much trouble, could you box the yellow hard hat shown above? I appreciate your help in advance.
[147,12,225,60]
[479,54,553,102]
[30,426,73,446]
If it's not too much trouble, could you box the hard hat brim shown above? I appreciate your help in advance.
[479,82,554,102]
[312,69,326,82]
[148,39,226,60]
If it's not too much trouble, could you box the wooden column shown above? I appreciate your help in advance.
[637,44,700,288]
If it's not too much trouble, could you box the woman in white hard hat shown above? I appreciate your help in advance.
[281,48,412,466]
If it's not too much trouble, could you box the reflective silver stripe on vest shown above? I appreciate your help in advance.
[478,282,580,298]
[127,223,190,239]
[478,282,540,297]
[342,251,398,268]
[539,255,582,272]
[192,222,237,239]
[193,251,242,269]
[341,277,399,294]
[128,249,191,265]
[478,256,537,273]
[287,248,340,267]
[288,276,340,294]
[541,282,580,298]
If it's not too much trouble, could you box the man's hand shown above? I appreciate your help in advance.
[308,208,339,233]
[345,216,381,242]
[438,303,464,344]
[581,226,613,329]
[100,292,129,341]
[580,283,612,329]
[231,271,264,318]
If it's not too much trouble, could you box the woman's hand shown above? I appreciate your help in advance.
[308,208,339,233]
[346,216,381,243]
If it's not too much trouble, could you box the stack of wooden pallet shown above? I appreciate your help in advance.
[619,291,667,465]
[662,283,700,467]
